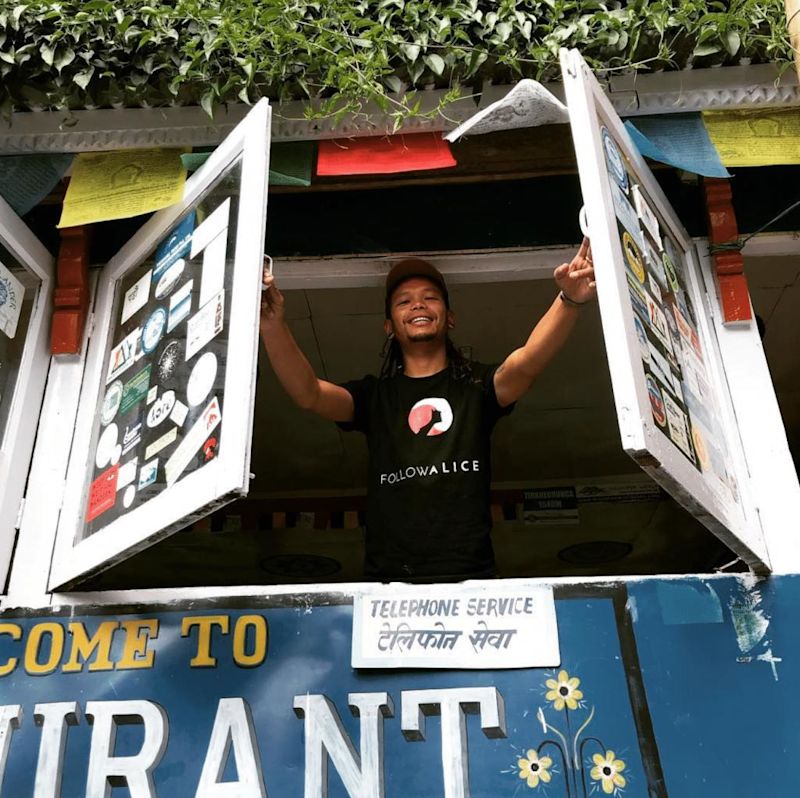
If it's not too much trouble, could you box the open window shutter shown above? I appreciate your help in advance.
[560,49,769,572]
[50,99,271,589]
[0,197,56,587]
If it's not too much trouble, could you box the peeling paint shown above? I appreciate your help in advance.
[729,577,780,680]
[626,595,639,623]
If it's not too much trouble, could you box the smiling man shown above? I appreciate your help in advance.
[260,241,595,581]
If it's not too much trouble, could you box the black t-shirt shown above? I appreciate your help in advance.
[339,362,513,580]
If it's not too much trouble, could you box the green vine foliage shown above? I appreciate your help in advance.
[0,0,792,125]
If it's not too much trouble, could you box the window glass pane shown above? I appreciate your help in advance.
[79,157,243,541]
[0,243,37,442]
[600,125,740,511]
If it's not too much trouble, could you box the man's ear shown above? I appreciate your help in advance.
[384,319,394,337]
[446,310,455,330]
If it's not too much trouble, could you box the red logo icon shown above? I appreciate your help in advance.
[408,398,453,436]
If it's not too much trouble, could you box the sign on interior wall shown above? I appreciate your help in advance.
[352,584,559,668]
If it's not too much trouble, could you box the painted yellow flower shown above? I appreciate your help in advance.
[590,750,626,794]
[545,669,584,710]
[517,749,553,789]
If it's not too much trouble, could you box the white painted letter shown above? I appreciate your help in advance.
[0,705,22,792]
[85,700,168,798]
[401,688,506,798]
[34,702,80,798]
[294,692,393,798]
[195,697,267,798]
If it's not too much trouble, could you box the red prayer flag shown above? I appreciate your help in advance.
[316,133,456,176]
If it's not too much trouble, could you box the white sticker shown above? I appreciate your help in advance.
[0,261,25,339]
[648,342,680,400]
[155,258,185,300]
[646,296,674,356]
[121,271,152,324]
[107,328,141,384]
[187,351,218,407]
[663,392,695,462]
[632,185,661,246]
[121,418,142,455]
[141,307,167,353]
[147,390,176,428]
[647,273,662,303]
[122,485,136,508]
[101,381,123,427]
[609,180,644,249]
[165,396,222,486]
[170,399,189,427]
[198,232,227,307]
[190,198,231,258]
[95,423,119,470]
[110,444,122,467]
[185,290,224,361]
[117,457,139,491]
[138,458,159,489]
[644,240,668,287]
[145,427,178,460]
[146,385,158,405]
[167,279,193,333]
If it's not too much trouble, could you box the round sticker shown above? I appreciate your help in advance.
[187,352,218,408]
[101,381,123,427]
[123,485,136,509]
[646,375,667,428]
[147,390,176,428]
[633,316,650,363]
[622,231,645,283]
[602,127,628,192]
[95,423,119,470]
[155,258,185,299]
[157,340,183,383]
[110,444,122,467]
[141,308,167,353]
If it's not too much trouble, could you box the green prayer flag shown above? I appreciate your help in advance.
[181,141,314,186]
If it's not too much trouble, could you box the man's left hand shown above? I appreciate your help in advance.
[554,236,597,305]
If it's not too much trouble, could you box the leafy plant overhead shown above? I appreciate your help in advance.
[0,0,791,123]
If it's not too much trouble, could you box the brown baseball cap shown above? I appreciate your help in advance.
[385,258,449,317]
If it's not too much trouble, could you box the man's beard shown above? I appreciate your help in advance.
[407,330,438,343]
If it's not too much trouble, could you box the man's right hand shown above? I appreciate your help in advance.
[260,262,285,326]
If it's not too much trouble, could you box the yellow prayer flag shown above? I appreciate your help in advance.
[703,108,800,167]
[58,148,188,228]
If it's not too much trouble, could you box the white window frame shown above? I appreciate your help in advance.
[559,47,769,571]
[49,99,271,590]
[0,196,55,587]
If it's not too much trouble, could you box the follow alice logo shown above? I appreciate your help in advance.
[408,397,453,437]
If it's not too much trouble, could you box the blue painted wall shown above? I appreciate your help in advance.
[0,574,796,796]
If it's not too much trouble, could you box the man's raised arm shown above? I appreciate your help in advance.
[494,238,596,407]
[259,269,355,422]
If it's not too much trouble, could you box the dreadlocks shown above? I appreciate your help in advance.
[379,335,473,381]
